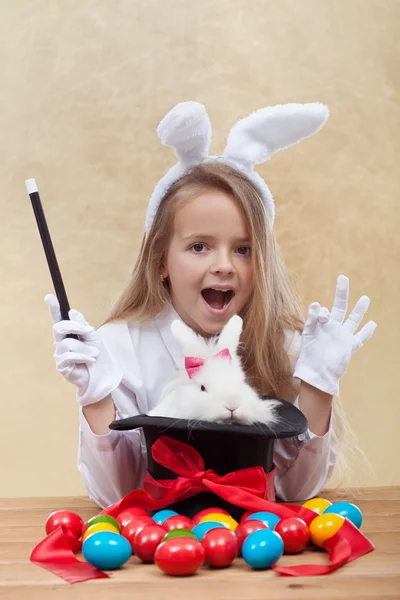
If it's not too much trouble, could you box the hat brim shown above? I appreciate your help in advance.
[109,397,307,439]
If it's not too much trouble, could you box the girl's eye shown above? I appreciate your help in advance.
[236,246,251,256]
[200,385,207,392]
[190,243,207,253]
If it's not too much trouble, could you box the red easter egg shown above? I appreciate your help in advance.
[163,515,194,532]
[235,520,269,554]
[155,537,205,576]
[274,517,310,554]
[240,510,253,523]
[193,508,230,525]
[117,508,151,528]
[202,528,238,568]
[121,516,155,548]
[133,525,167,563]
[45,510,83,539]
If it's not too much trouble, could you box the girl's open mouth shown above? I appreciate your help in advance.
[201,288,235,313]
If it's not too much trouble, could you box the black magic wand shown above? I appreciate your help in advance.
[25,178,78,339]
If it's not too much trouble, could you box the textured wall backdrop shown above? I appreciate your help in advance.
[0,0,399,497]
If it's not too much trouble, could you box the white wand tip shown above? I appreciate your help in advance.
[25,178,38,194]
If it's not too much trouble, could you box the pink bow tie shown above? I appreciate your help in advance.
[185,348,232,379]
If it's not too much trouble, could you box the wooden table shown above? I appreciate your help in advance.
[0,487,399,599]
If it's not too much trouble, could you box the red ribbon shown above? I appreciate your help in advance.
[30,435,374,582]
[185,348,231,378]
[30,525,109,584]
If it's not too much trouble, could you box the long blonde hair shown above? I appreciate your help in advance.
[103,162,361,484]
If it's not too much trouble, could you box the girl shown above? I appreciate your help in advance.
[45,101,376,508]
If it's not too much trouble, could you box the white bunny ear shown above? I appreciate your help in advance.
[170,319,209,357]
[216,315,243,355]
[157,101,212,166]
[223,103,329,170]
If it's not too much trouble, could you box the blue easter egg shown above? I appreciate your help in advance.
[242,529,284,569]
[323,502,363,529]
[82,531,132,570]
[246,511,281,529]
[151,509,179,525]
[192,521,227,541]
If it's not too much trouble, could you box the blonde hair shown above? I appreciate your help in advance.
[104,162,362,485]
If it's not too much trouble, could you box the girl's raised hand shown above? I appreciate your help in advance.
[45,294,122,406]
[293,275,377,396]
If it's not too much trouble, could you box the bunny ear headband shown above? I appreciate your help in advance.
[145,101,329,234]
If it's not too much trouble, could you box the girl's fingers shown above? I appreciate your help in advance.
[55,338,100,358]
[69,309,98,343]
[318,306,330,324]
[352,321,377,352]
[345,296,371,333]
[45,294,62,324]
[53,320,94,343]
[56,354,97,370]
[303,302,321,336]
[330,275,349,324]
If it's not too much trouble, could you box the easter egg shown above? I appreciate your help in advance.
[274,517,310,554]
[163,515,194,531]
[309,513,345,547]
[240,510,253,523]
[199,513,238,531]
[163,529,198,541]
[246,511,281,530]
[121,517,155,548]
[155,537,205,576]
[235,520,269,554]
[133,525,167,563]
[192,521,227,541]
[242,529,284,569]
[117,508,151,528]
[86,515,121,533]
[45,510,83,539]
[323,502,363,529]
[82,522,120,543]
[302,497,332,515]
[152,510,179,525]
[82,531,132,570]
[201,528,238,568]
[193,508,230,525]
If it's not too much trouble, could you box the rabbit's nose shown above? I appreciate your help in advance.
[224,406,238,415]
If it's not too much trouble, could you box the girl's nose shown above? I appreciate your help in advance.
[210,250,234,275]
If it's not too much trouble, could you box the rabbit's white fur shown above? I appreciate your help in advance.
[149,315,279,425]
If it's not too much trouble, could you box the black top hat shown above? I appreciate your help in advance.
[109,397,307,520]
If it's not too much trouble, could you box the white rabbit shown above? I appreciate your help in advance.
[149,315,280,426]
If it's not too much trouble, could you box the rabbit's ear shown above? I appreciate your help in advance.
[157,101,212,166]
[170,320,208,357]
[223,103,329,170]
[216,315,243,355]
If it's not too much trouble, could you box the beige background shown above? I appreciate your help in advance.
[0,0,399,498]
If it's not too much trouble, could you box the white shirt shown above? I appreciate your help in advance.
[78,306,336,508]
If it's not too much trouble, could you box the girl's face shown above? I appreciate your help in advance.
[162,190,254,336]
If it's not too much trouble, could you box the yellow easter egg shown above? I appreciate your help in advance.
[302,497,332,515]
[199,513,239,531]
[309,513,345,547]
[82,521,120,543]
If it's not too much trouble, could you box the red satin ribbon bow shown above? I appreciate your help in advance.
[185,347,231,378]
[30,435,374,583]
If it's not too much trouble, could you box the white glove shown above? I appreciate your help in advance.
[293,275,377,396]
[45,294,123,406]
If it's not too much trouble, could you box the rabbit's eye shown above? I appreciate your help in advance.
[200,385,207,392]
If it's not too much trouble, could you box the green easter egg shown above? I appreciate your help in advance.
[163,529,197,541]
[87,515,121,533]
